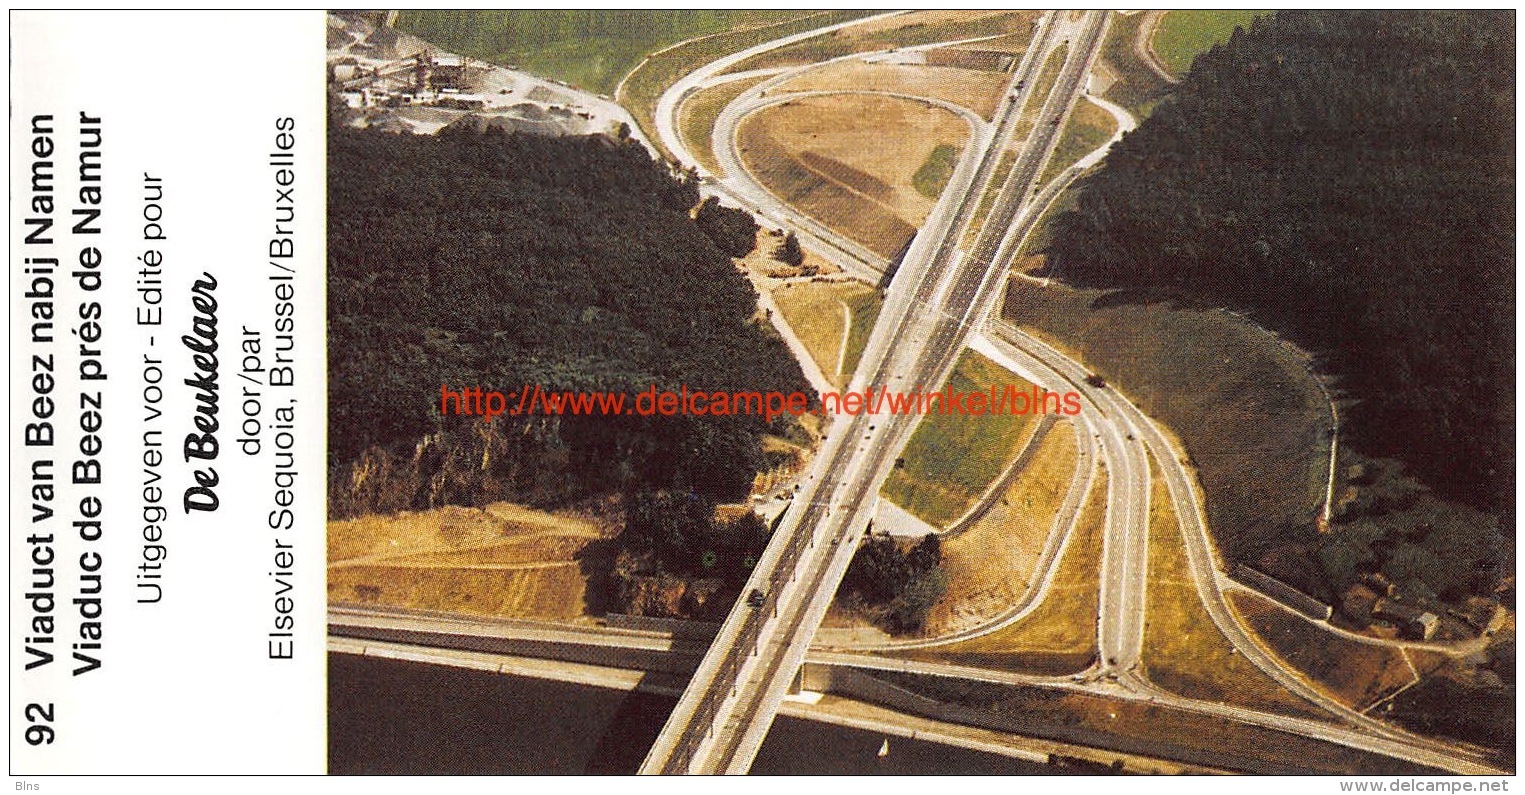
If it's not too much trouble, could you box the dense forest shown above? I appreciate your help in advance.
[1049,11,1512,514]
[1043,12,1513,749]
[328,127,809,517]
[1045,10,1512,585]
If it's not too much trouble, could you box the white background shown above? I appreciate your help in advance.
[10,11,326,775]
[6,9,1512,793]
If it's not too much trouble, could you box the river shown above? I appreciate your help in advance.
[329,653,1062,775]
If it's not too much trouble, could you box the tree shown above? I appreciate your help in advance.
[327,128,811,516]
[1043,10,1512,583]
[842,531,948,634]
[886,568,947,633]
[694,196,759,258]
[907,533,942,572]
[773,231,804,267]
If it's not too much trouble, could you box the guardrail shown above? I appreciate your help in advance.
[662,505,827,772]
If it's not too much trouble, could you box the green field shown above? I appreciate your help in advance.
[840,287,882,382]
[396,10,811,96]
[912,144,960,200]
[1152,10,1269,76]
[881,351,1036,527]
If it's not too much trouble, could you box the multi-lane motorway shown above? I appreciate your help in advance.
[635,8,1514,776]
[642,10,1113,775]
[326,9,1510,777]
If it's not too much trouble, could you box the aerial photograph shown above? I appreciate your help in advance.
[323,10,1514,775]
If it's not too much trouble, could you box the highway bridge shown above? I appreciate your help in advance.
[641,11,1111,775]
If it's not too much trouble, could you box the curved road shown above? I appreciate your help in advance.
[643,10,1106,775]
[639,7,1505,777]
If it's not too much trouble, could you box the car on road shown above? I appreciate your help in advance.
[1084,374,1107,388]
[747,589,766,608]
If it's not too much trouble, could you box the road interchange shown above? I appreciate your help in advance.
[641,10,1118,775]
[329,9,1512,777]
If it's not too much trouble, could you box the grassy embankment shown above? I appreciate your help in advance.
[912,144,960,200]
[924,420,1080,636]
[1036,98,1118,187]
[727,11,1037,74]
[903,450,1103,675]
[880,351,1040,528]
[1229,590,1445,712]
[1003,278,1332,596]
[1140,458,1331,720]
[1094,11,1173,115]
[676,76,769,175]
[1151,10,1269,77]
[771,280,882,387]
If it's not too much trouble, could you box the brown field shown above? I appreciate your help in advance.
[1229,589,1428,712]
[797,151,895,200]
[774,60,1009,120]
[330,564,590,620]
[738,94,969,258]
[1140,459,1330,720]
[900,461,1106,676]
[927,420,1081,635]
[328,502,612,621]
